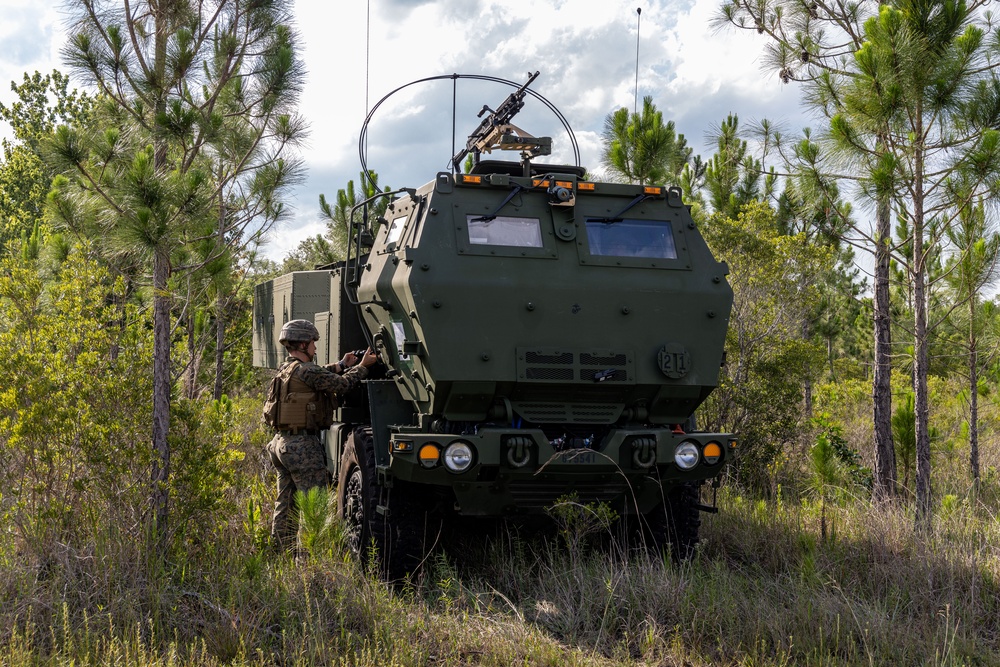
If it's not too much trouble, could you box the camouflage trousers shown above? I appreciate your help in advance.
[266,432,330,551]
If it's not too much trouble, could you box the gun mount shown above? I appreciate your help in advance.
[451,71,552,174]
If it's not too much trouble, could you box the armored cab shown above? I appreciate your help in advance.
[354,166,735,500]
[254,74,736,573]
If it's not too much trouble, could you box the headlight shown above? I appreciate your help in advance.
[443,441,474,473]
[674,441,700,470]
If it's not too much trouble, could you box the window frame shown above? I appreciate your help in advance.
[576,215,691,269]
[456,213,558,259]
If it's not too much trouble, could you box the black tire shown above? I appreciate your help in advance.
[336,426,424,579]
[648,482,702,563]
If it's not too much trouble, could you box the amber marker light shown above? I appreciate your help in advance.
[703,442,722,465]
[459,175,482,184]
[578,182,596,191]
[392,440,414,453]
[643,186,662,195]
[418,443,441,468]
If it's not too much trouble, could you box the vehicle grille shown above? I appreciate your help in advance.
[526,367,574,381]
[512,402,621,424]
[507,479,630,509]
[517,347,634,385]
[526,351,573,365]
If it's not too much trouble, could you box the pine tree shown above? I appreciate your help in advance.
[601,96,691,186]
[47,0,305,545]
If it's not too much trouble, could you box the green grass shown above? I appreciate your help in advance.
[2,395,998,665]
[2,478,998,666]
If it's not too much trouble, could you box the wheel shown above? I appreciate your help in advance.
[338,452,367,557]
[647,482,702,563]
[336,426,424,578]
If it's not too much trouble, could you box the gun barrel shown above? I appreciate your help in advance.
[516,70,540,95]
[452,72,540,170]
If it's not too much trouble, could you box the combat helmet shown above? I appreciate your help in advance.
[279,319,320,345]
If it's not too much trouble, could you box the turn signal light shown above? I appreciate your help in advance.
[703,442,722,465]
[392,440,414,453]
[418,443,441,468]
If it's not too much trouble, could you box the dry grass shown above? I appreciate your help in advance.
[4,483,996,666]
[2,393,999,666]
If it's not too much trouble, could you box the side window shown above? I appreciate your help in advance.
[386,214,408,248]
[467,215,543,248]
[585,218,677,259]
[456,214,557,259]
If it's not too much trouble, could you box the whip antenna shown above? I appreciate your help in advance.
[366,0,371,114]
[634,7,641,116]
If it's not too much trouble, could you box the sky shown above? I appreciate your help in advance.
[0,0,811,261]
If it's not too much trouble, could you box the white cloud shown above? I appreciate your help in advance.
[0,0,813,261]
[261,218,327,262]
[0,3,64,127]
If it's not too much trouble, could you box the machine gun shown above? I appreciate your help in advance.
[451,71,552,172]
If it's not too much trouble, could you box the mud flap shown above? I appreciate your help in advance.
[325,423,346,478]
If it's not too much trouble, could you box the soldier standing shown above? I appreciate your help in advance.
[265,319,376,551]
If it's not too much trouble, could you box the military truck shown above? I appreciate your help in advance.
[254,73,735,574]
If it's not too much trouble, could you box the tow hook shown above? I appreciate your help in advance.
[631,436,656,468]
[506,436,532,468]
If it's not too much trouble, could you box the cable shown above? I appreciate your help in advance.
[357,73,580,193]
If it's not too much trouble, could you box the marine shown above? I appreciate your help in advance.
[264,319,376,551]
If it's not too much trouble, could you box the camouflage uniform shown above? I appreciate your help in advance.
[267,357,368,550]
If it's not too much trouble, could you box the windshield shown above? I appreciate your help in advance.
[585,218,677,259]
[467,215,543,248]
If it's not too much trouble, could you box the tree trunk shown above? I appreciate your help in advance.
[184,288,198,400]
[214,190,227,401]
[214,290,225,401]
[969,305,980,488]
[151,8,170,548]
[913,269,931,525]
[872,197,896,502]
[151,246,171,544]
[913,143,932,529]
[802,318,813,419]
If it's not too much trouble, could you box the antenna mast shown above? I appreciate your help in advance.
[634,7,641,116]
[365,0,371,114]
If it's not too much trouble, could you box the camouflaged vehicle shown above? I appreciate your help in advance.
[254,73,736,574]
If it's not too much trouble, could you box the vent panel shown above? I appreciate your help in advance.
[526,367,574,381]
[518,347,634,385]
[511,402,622,424]
[526,351,573,365]
[581,352,627,366]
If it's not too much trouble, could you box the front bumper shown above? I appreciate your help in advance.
[384,426,735,516]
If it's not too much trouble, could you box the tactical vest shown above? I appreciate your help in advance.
[263,360,335,432]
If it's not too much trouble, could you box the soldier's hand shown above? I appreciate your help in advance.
[360,348,378,368]
[339,351,358,369]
